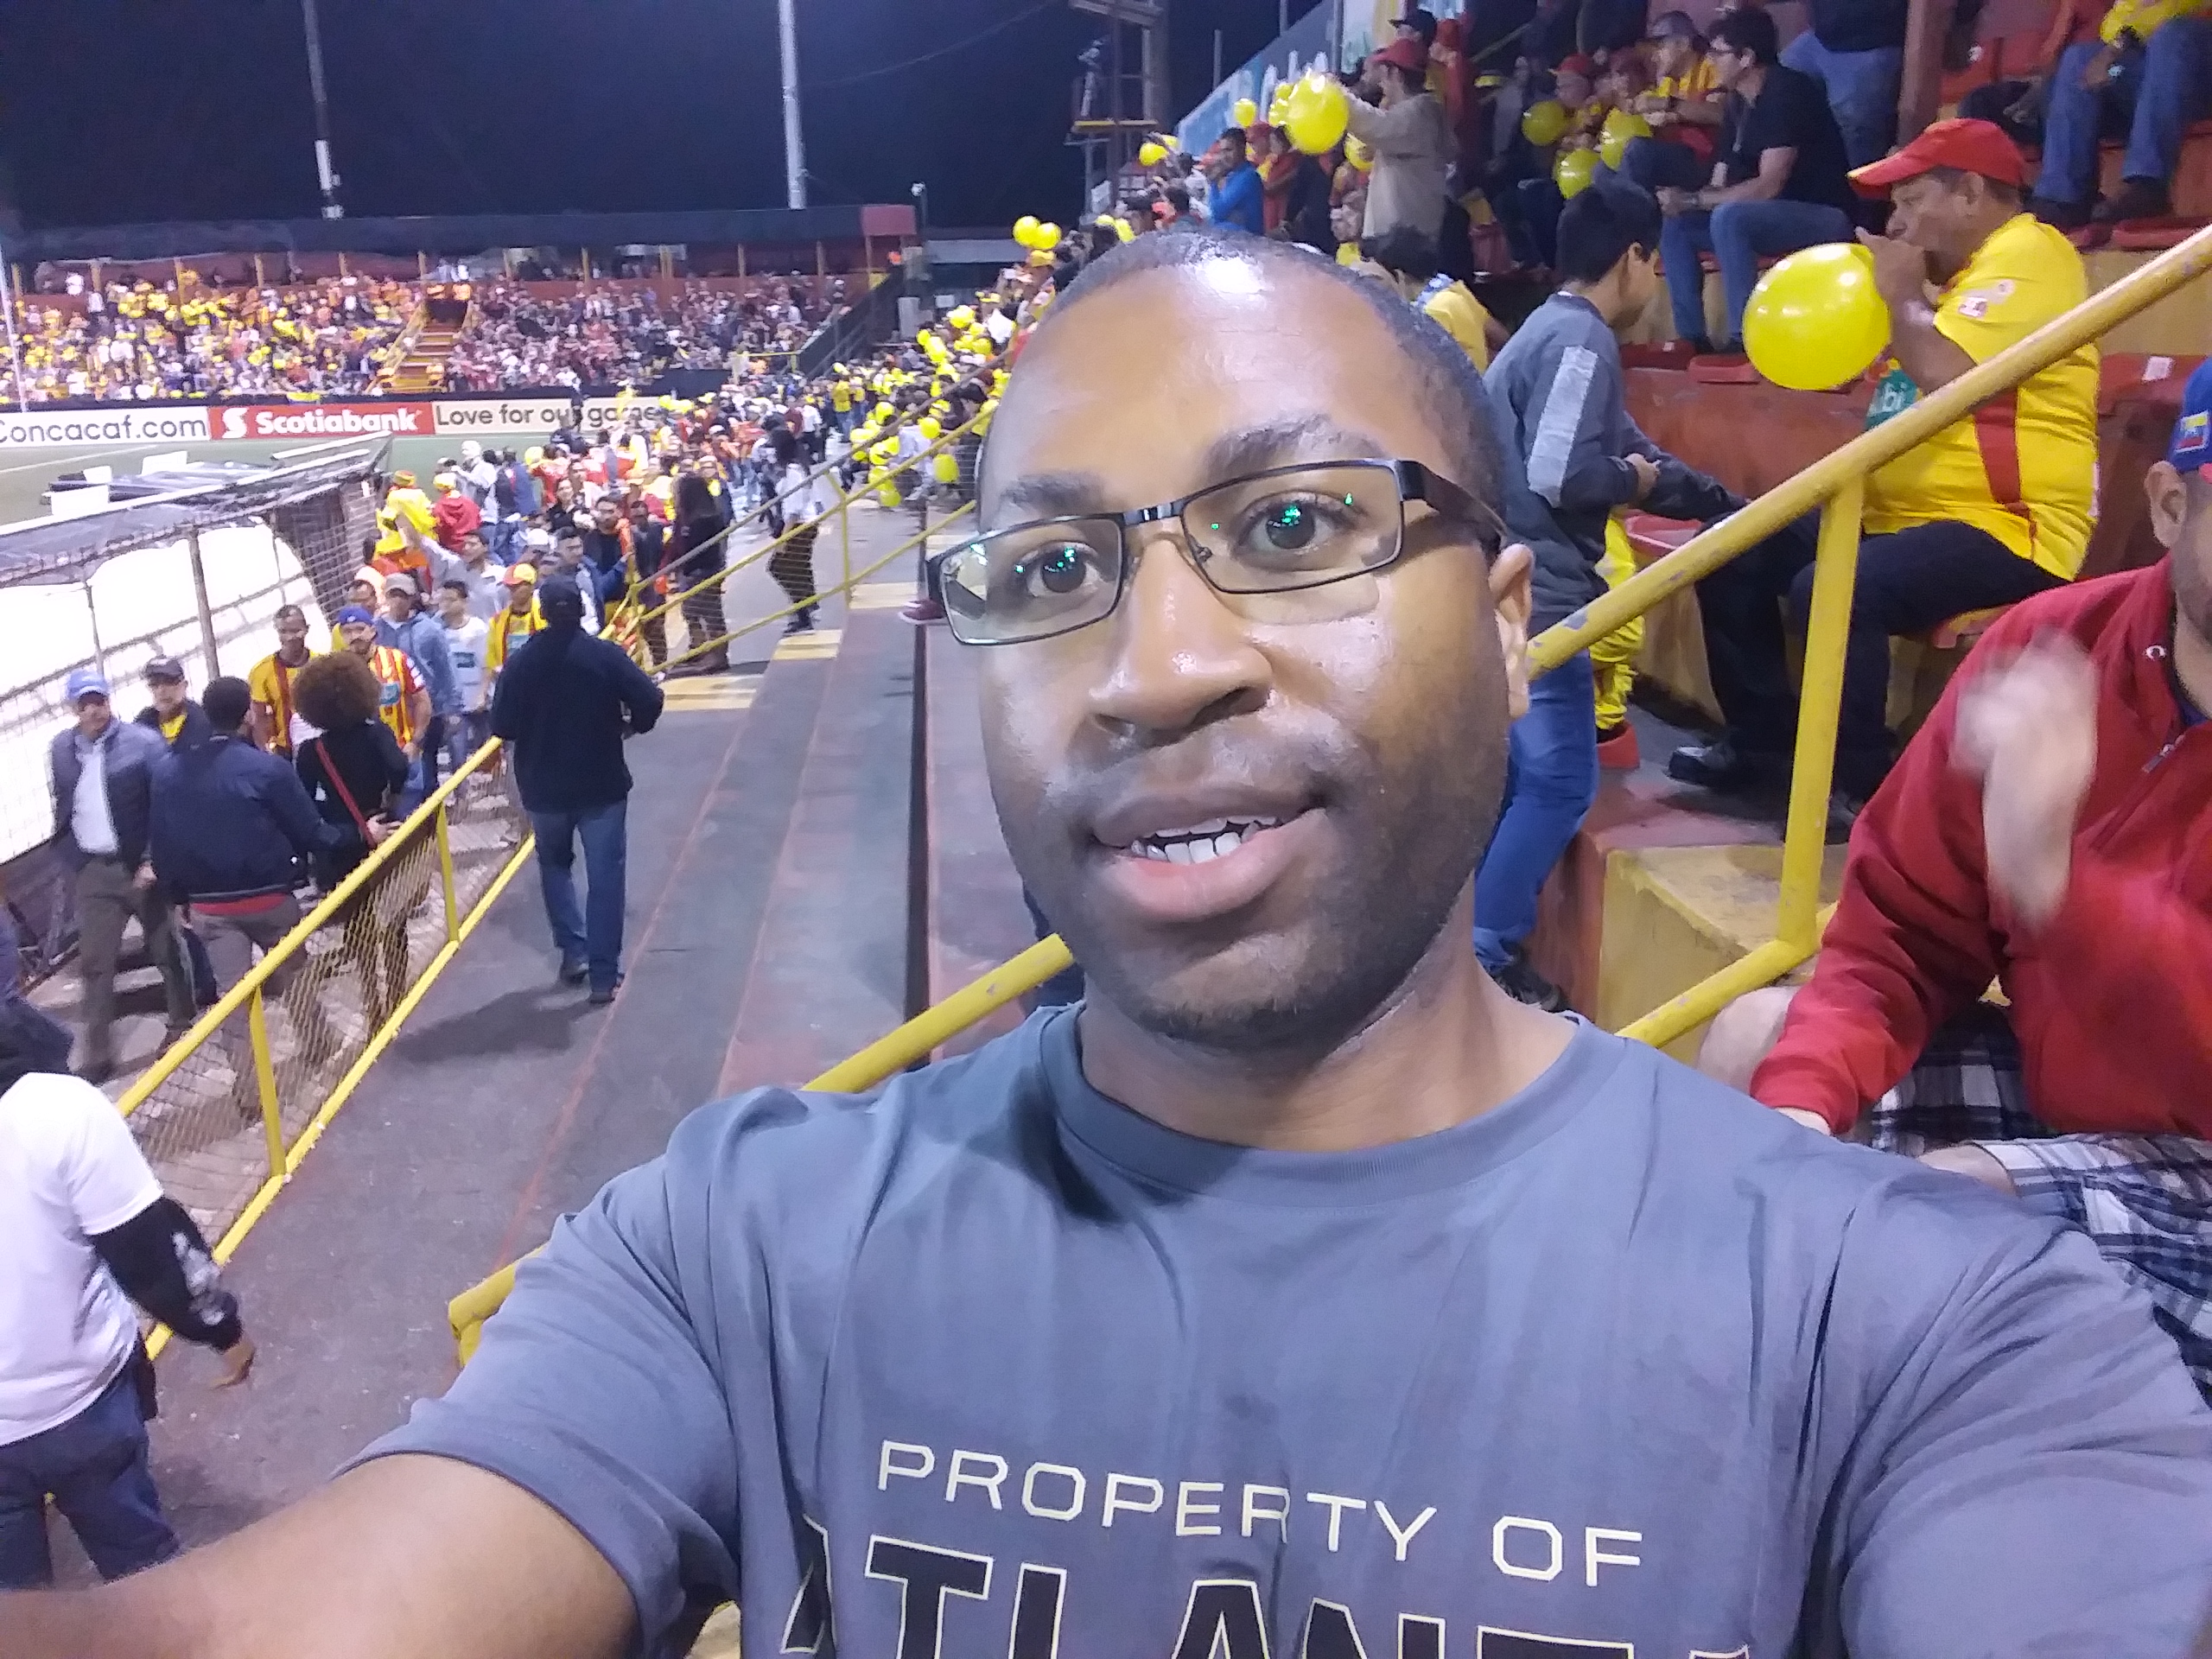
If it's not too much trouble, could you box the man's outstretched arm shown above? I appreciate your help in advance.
[7,1454,633,1659]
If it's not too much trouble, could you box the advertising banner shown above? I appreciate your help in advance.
[1177,3,1343,162]
[0,406,213,451]
[431,395,631,436]
[212,402,436,442]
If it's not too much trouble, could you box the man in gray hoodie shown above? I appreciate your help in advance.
[1479,178,1743,1007]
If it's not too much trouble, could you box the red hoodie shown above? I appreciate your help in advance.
[1752,560,2212,1137]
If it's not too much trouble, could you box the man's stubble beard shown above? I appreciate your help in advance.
[994,671,1512,1066]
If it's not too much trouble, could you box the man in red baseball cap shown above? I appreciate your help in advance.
[1671,116,2100,822]
[1348,39,1453,242]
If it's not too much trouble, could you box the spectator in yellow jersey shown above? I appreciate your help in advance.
[131,658,210,752]
[1672,119,2097,823]
[1620,12,1726,193]
[1361,229,1507,369]
[486,565,547,680]
[247,605,315,758]
[334,607,429,793]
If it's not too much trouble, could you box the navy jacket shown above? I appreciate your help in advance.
[489,622,664,813]
[149,734,359,903]
[134,699,213,752]
[47,717,167,871]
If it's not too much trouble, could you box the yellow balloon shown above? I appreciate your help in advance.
[1602,109,1652,144]
[1139,140,1166,167]
[1028,248,1054,266]
[876,483,901,507]
[932,453,959,484]
[1013,214,1041,247]
[1282,73,1350,156]
[1232,96,1259,128]
[1744,243,1892,391]
[948,304,975,329]
[1034,221,1061,251]
[1522,99,1570,147]
[918,416,942,441]
[1113,218,1135,243]
[1554,145,1599,199]
[874,401,895,423]
[1345,135,1374,171]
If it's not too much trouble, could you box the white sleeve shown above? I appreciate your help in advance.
[42,1076,163,1236]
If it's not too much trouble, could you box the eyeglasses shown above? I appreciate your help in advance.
[938,458,1503,646]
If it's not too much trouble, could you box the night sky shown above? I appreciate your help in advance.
[0,0,1291,235]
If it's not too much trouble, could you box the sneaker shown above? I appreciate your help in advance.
[1665,737,1786,793]
[1487,950,1572,1014]
[900,594,947,624]
[2094,179,2171,224]
[587,976,623,1007]
[557,957,588,986]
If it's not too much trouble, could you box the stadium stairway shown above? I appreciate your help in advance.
[120,505,1031,1560]
[380,319,462,394]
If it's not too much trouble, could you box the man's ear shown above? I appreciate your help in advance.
[1490,543,1535,721]
[2146,459,2190,552]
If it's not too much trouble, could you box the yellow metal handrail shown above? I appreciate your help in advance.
[451,226,2212,1355]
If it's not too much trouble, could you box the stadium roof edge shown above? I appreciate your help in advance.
[10,206,918,264]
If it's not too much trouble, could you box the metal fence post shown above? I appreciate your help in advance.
[1777,480,1864,952]
[186,529,220,676]
[435,800,460,945]
[248,988,284,1179]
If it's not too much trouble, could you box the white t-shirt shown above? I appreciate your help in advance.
[0,1071,162,1444]
[442,615,492,711]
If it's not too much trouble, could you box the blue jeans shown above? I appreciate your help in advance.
[1473,652,1599,970]
[530,799,628,993]
[2038,21,2212,204]
[1619,135,1710,194]
[1662,198,1856,346]
[1781,31,1904,168]
[447,709,491,776]
[0,1367,177,1589]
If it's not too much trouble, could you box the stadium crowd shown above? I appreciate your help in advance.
[6,274,843,405]
[11,277,416,404]
[440,278,839,391]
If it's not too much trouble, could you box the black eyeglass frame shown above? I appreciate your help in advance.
[938,457,1505,647]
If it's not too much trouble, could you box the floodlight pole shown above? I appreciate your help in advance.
[779,0,807,208]
[302,0,344,218]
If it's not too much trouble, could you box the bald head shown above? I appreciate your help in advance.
[987,228,1503,510]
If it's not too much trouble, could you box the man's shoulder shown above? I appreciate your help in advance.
[1974,561,2160,657]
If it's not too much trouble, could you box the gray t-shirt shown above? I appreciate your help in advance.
[360,1014,2212,1657]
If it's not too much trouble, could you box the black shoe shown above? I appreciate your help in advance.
[1825,786,1870,843]
[2094,178,2171,224]
[587,976,622,1007]
[1487,950,1572,1014]
[2030,194,2093,232]
[558,957,588,986]
[784,611,814,634]
[1666,737,1785,794]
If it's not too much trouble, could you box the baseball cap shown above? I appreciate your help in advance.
[2167,359,2212,472]
[334,604,376,627]
[1375,36,1427,72]
[1392,5,1439,40]
[384,572,419,597]
[1647,10,1702,39]
[143,655,184,683]
[1850,117,2025,195]
[65,666,111,703]
[1555,52,1597,77]
[505,562,538,585]
[391,469,417,487]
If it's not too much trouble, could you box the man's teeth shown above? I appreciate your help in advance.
[1129,816,1284,863]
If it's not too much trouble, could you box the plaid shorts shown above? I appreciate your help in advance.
[1864,1005,2212,1400]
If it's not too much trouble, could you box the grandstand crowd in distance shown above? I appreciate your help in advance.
[4,0,2212,1654]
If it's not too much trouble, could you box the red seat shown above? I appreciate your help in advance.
[1621,512,1700,563]
[2110,216,2210,251]
[1619,340,1699,372]
[1688,353,1761,385]
[2099,351,2202,416]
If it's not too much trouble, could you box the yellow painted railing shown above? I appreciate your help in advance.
[451,226,2212,1357]
[128,737,537,1358]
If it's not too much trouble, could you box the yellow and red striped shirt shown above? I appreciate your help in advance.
[365,643,423,747]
